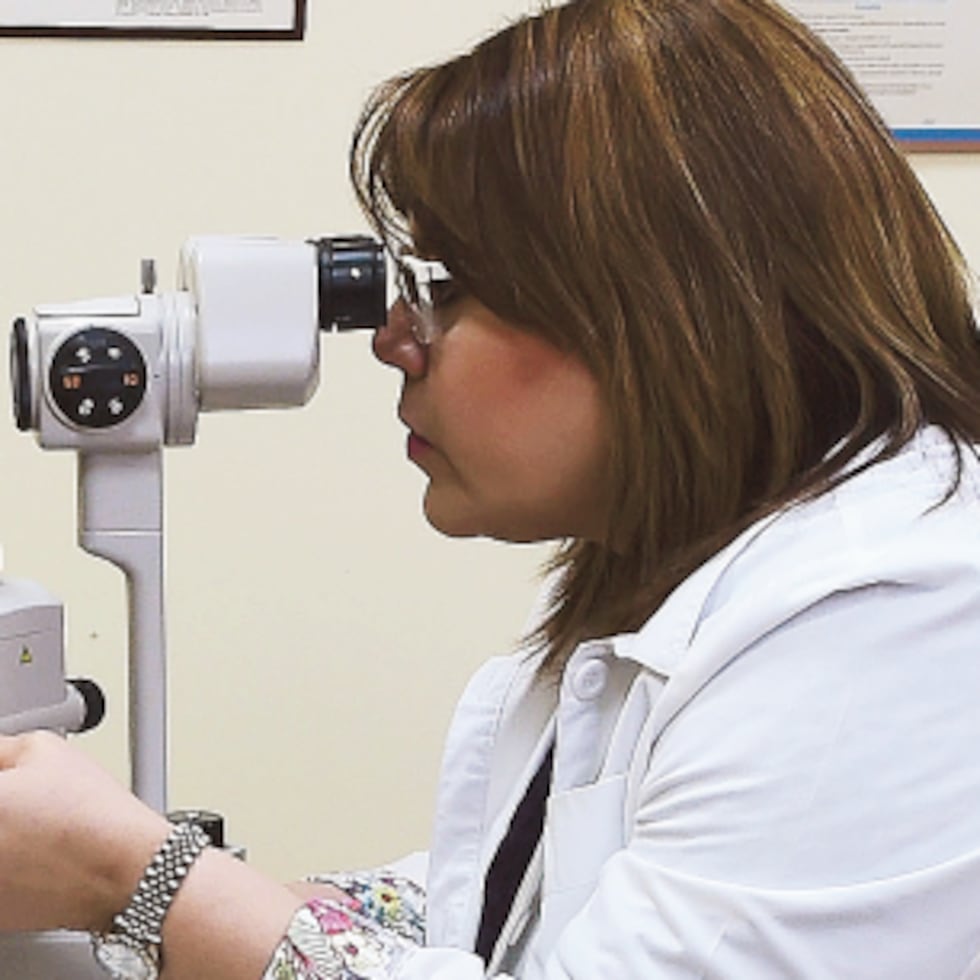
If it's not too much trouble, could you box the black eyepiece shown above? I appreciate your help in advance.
[313,235,387,332]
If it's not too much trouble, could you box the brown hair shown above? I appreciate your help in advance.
[351,0,980,672]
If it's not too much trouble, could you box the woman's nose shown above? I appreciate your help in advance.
[372,299,427,378]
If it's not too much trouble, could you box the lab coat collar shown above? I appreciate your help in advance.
[609,427,961,679]
[608,511,782,678]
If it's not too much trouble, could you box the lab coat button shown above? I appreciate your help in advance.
[571,659,609,700]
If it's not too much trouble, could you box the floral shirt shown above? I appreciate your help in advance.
[263,872,426,979]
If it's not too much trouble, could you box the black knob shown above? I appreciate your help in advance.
[168,809,226,849]
[10,318,33,432]
[49,327,147,429]
[68,677,106,733]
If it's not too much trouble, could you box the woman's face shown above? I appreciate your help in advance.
[373,296,610,544]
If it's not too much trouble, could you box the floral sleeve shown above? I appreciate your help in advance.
[263,872,425,980]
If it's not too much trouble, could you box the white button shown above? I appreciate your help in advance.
[571,659,609,701]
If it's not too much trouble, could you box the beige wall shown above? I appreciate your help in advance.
[0,3,977,882]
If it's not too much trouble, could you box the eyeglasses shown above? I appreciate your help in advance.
[394,253,455,345]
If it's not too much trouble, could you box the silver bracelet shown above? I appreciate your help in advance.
[92,821,211,979]
[116,821,211,943]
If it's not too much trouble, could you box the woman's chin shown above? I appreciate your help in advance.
[422,496,559,545]
[421,493,482,539]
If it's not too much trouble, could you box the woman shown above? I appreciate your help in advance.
[3,0,980,976]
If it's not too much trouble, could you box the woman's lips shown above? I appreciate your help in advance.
[407,431,433,460]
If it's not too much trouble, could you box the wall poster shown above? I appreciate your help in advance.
[783,1,979,151]
[0,0,305,39]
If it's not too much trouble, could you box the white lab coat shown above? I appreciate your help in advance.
[397,427,980,978]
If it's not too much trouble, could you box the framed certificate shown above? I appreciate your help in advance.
[783,0,979,151]
[0,1,306,40]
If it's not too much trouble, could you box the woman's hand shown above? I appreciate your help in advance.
[0,731,170,934]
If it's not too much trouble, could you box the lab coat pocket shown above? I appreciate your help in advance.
[536,775,627,957]
[544,774,627,895]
